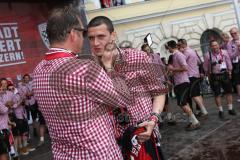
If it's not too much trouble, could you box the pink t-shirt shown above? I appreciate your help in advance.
[226,40,240,63]
[184,47,200,78]
[172,50,190,85]
[203,49,232,74]
[13,90,27,120]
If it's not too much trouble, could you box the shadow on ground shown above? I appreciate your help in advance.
[161,95,240,160]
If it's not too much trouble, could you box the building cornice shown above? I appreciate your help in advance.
[102,0,233,25]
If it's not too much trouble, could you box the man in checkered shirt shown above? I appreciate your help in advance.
[88,16,168,144]
[33,7,131,160]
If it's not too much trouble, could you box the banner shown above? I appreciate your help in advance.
[0,2,49,81]
[0,23,26,67]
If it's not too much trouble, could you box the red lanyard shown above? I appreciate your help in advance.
[45,52,74,60]
[45,48,75,60]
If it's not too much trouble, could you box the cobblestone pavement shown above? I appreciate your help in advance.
[21,94,240,160]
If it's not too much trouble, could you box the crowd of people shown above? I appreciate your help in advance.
[1,5,240,160]
[0,74,46,160]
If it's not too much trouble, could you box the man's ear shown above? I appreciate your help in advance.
[69,29,77,42]
[67,29,73,41]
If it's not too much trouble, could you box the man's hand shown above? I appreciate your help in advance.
[101,43,116,69]
[5,101,14,108]
[137,120,155,143]
[167,65,174,72]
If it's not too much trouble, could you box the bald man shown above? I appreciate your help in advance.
[227,27,240,102]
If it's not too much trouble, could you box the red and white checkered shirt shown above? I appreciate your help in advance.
[113,48,168,135]
[33,48,131,160]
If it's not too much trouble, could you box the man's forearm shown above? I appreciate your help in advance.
[152,94,166,114]
[173,67,188,73]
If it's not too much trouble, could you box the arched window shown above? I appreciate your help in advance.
[200,28,223,55]
[159,38,178,59]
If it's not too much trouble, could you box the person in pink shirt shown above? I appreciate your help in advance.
[178,39,208,117]
[141,43,176,125]
[7,83,33,156]
[0,78,14,160]
[166,40,200,131]
[20,74,46,147]
[141,43,163,66]
[204,40,236,120]
[227,27,239,60]
[227,27,240,102]
[20,74,38,137]
[221,32,230,50]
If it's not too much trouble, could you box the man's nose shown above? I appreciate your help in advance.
[94,38,100,46]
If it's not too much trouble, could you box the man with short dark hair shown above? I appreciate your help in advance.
[19,74,45,148]
[166,40,200,131]
[88,16,168,159]
[141,44,175,125]
[178,39,208,117]
[204,40,236,120]
[33,7,131,160]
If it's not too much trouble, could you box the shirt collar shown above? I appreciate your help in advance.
[47,48,74,55]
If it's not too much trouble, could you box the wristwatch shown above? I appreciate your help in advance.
[149,112,161,123]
